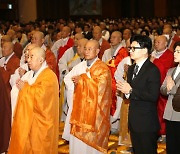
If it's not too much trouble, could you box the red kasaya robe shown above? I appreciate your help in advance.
[0,69,11,153]
[106,47,129,116]
[153,49,174,135]
[56,38,74,79]
[45,49,57,73]
[98,38,111,60]
[0,54,20,97]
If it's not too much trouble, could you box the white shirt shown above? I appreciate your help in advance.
[125,58,148,98]
[51,37,69,59]
[151,48,167,59]
[174,65,180,80]
[102,43,123,62]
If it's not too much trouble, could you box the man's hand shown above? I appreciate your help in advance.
[166,76,175,92]
[18,68,26,78]
[72,76,80,86]
[16,79,25,90]
[116,80,132,94]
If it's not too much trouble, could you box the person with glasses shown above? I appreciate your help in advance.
[160,41,180,154]
[116,34,161,154]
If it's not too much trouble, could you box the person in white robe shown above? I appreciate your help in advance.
[11,58,47,123]
[10,43,38,87]
[60,38,88,122]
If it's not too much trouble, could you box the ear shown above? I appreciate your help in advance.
[42,38,45,44]
[95,48,100,56]
[165,41,168,47]
[39,57,44,63]
[142,48,148,55]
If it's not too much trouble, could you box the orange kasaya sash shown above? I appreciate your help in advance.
[70,60,112,153]
[106,47,129,116]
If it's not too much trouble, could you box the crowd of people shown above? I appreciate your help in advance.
[0,16,180,154]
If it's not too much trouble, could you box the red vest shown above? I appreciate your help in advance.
[106,47,129,115]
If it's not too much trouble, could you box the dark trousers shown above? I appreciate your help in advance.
[129,127,158,154]
[166,120,180,154]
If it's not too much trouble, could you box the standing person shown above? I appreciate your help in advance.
[92,26,110,59]
[0,69,11,154]
[31,31,57,73]
[0,42,20,96]
[68,40,112,154]
[102,31,129,132]
[117,35,160,154]
[8,47,59,154]
[151,35,174,141]
[160,41,180,154]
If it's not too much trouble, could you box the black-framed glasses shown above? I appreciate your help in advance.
[128,47,144,52]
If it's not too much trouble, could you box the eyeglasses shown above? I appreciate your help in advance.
[174,50,180,53]
[128,47,144,52]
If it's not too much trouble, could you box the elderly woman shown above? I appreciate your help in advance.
[160,41,180,154]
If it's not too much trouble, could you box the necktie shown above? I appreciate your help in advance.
[133,65,139,79]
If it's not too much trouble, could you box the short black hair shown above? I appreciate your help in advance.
[173,41,180,50]
[130,34,152,54]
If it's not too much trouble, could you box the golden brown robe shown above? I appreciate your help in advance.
[70,60,112,153]
[8,68,59,154]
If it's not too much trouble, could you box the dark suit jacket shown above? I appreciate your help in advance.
[83,31,93,40]
[127,58,161,132]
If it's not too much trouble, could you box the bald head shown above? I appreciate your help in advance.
[163,27,172,35]
[74,33,84,46]
[110,31,122,46]
[1,35,11,46]
[27,47,45,71]
[77,38,88,58]
[61,26,71,39]
[33,47,46,60]
[154,35,168,52]
[31,31,45,47]
[7,29,15,39]
[2,41,14,57]
[84,40,100,60]
[93,26,102,41]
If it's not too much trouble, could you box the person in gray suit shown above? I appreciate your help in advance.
[160,41,180,154]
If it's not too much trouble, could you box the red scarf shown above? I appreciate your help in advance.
[56,38,74,80]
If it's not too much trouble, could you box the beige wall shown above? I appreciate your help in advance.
[18,0,37,23]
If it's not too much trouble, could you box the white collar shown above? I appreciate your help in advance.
[99,38,103,46]
[5,52,14,64]
[135,58,148,74]
[41,44,47,51]
[112,43,123,56]
[153,48,167,58]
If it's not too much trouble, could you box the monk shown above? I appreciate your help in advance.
[69,40,112,154]
[0,41,20,96]
[31,31,57,73]
[8,47,59,154]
